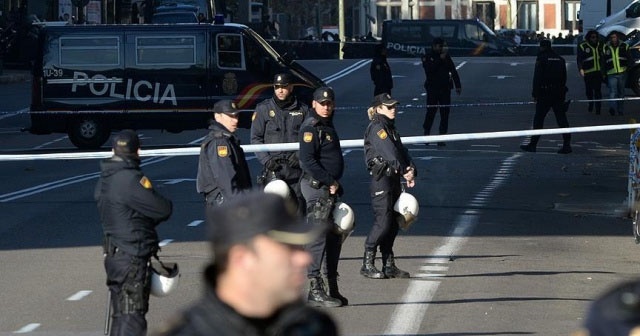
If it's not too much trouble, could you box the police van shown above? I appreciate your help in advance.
[382,19,518,57]
[29,23,324,149]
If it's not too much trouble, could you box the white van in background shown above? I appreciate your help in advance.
[596,0,640,38]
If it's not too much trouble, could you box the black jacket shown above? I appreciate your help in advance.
[95,156,172,257]
[196,121,252,199]
[532,48,567,101]
[250,96,308,180]
[152,266,338,336]
[370,54,393,94]
[364,113,415,176]
[298,112,344,187]
[421,50,461,92]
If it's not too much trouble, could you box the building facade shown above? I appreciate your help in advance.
[361,0,581,38]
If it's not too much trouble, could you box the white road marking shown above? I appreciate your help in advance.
[187,220,204,227]
[385,153,521,334]
[66,290,92,301]
[14,323,41,333]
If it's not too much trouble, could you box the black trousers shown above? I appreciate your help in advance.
[104,250,151,336]
[423,89,451,135]
[365,174,402,255]
[528,98,571,147]
[301,180,342,279]
[583,72,602,113]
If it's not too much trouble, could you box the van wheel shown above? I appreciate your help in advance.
[631,69,640,96]
[68,117,110,149]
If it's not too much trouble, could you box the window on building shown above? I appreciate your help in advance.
[136,36,197,65]
[60,37,120,66]
[517,1,538,31]
[564,1,580,31]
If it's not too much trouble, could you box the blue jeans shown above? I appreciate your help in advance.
[607,73,626,114]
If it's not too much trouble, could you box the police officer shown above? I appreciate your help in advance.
[362,93,416,279]
[602,31,630,116]
[95,130,173,336]
[370,43,393,96]
[152,191,338,336]
[251,73,309,214]
[520,39,572,154]
[197,100,252,206]
[577,30,603,115]
[298,86,346,307]
[421,37,462,146]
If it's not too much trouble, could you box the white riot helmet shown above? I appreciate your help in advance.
[332,201,355,236]
[393,192,419,230]
[263,179,290,199]
[150,261,180,297]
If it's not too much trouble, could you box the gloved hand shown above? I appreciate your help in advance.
[265,158,281,172]
[287,152,299,168]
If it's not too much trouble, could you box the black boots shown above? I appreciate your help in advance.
[308,277,342,307]
[382,253,410,278]
[360,249,385,279]
[327,277,349,306]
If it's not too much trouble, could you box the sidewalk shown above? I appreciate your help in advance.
[0,69,31,84]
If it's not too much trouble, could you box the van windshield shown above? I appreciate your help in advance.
[244,28,286,65]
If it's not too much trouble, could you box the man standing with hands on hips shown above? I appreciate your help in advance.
[298,86,348,308]
[421,37,461,147]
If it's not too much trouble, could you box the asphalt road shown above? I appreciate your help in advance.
[0,56,638,335]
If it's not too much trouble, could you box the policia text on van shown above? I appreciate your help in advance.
[28,23,324,149]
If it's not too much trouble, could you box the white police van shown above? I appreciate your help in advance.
[29,23,324,149]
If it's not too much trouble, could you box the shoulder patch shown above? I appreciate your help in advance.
[251,112,257,121]
[269,110,275,118]
[377,129,388,140]
[303,132,313,143]
[217,145,228,157]
[139,176,152,189]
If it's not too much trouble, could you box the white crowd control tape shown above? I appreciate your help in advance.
[1,124,639,162]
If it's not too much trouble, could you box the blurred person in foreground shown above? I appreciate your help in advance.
[153,191,339,336]
[572,279,640,336]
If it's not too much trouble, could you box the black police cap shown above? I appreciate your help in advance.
[273,73,293,86]
[213,100,239,115]
[313,87,335,103]
[112,129,140,157]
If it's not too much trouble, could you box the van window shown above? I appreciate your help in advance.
[387,24,423,44]
[217,34,243,69]
[136,36,196,65]
[428,24,456,39]
[60,37,120,66]
[464,23,484,42]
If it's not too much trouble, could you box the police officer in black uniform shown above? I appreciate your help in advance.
[197,100,252,206]
[362,93,416,280]
[95,130,173,336]
[298,87,346,307]
[370,43,393,96]
[577,30,603,115]
[421,37,462,146]
[520,39,572,154]
[251,73,309,213]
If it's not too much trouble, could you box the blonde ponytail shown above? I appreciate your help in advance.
[367,106,376,120]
